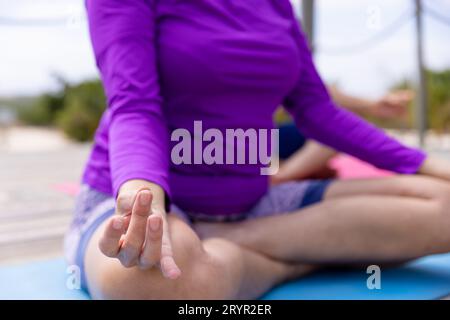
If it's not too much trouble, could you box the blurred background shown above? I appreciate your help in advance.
[0,0,449,265]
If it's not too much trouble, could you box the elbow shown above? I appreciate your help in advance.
[108,94,164,123]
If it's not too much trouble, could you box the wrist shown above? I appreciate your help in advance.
[418,156,450,180]
[345,99,375,116]
[119,179,167,212]
[363,100,378,114]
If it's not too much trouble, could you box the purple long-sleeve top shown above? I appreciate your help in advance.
[83,0,426,215]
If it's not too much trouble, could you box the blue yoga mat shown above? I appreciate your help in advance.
[1,254,450,300]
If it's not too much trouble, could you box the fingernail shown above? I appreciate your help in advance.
[149,217,161,231]
[112,217,123,230]
[168,268,181,280]
[139,191,151,206]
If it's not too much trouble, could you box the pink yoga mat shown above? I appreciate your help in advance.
[51,182,80,196]
[329,154,394,179]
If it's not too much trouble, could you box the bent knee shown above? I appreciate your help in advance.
[95,242,239,299]
[88,218,241,299]
[406,196,450,256]
[427,178,450,204]
[405,176,450,202]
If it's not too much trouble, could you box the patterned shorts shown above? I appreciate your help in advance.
[64,179,333,290]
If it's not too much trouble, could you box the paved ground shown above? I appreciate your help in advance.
[0,127,90,264]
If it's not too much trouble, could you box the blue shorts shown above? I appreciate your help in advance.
[64,179,333,291]
[278,122,307,160]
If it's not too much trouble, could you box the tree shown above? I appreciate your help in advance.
[56,79,106,141]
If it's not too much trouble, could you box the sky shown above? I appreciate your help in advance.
[0,0,449,99]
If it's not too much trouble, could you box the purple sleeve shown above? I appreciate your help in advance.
[86,0,170,197]
[283,15,426,174]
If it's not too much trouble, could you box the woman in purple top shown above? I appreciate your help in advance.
[65,0,450,299]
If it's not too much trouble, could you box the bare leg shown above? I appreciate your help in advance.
[85,214,313,300]
[196,175,450,265]
[325,175,450,201]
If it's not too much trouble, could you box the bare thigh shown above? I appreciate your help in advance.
[325,175,450,201]
[84,213,311,300]
[196,175,450,265]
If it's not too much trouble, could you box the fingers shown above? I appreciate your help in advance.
[396,89,415,101]
[161,255,182,280]
[103,185,182,279]
[139,214,163,269]
[118,189,152,267]
[116,192,135,217]
[385,91,413,109]
[99,216,126,257]
[159,223,181,279]
[139,213,181,280]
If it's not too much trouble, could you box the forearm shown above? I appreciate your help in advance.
[327,85,374,115]
[109,112,170,198]
[293,101,426,174]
